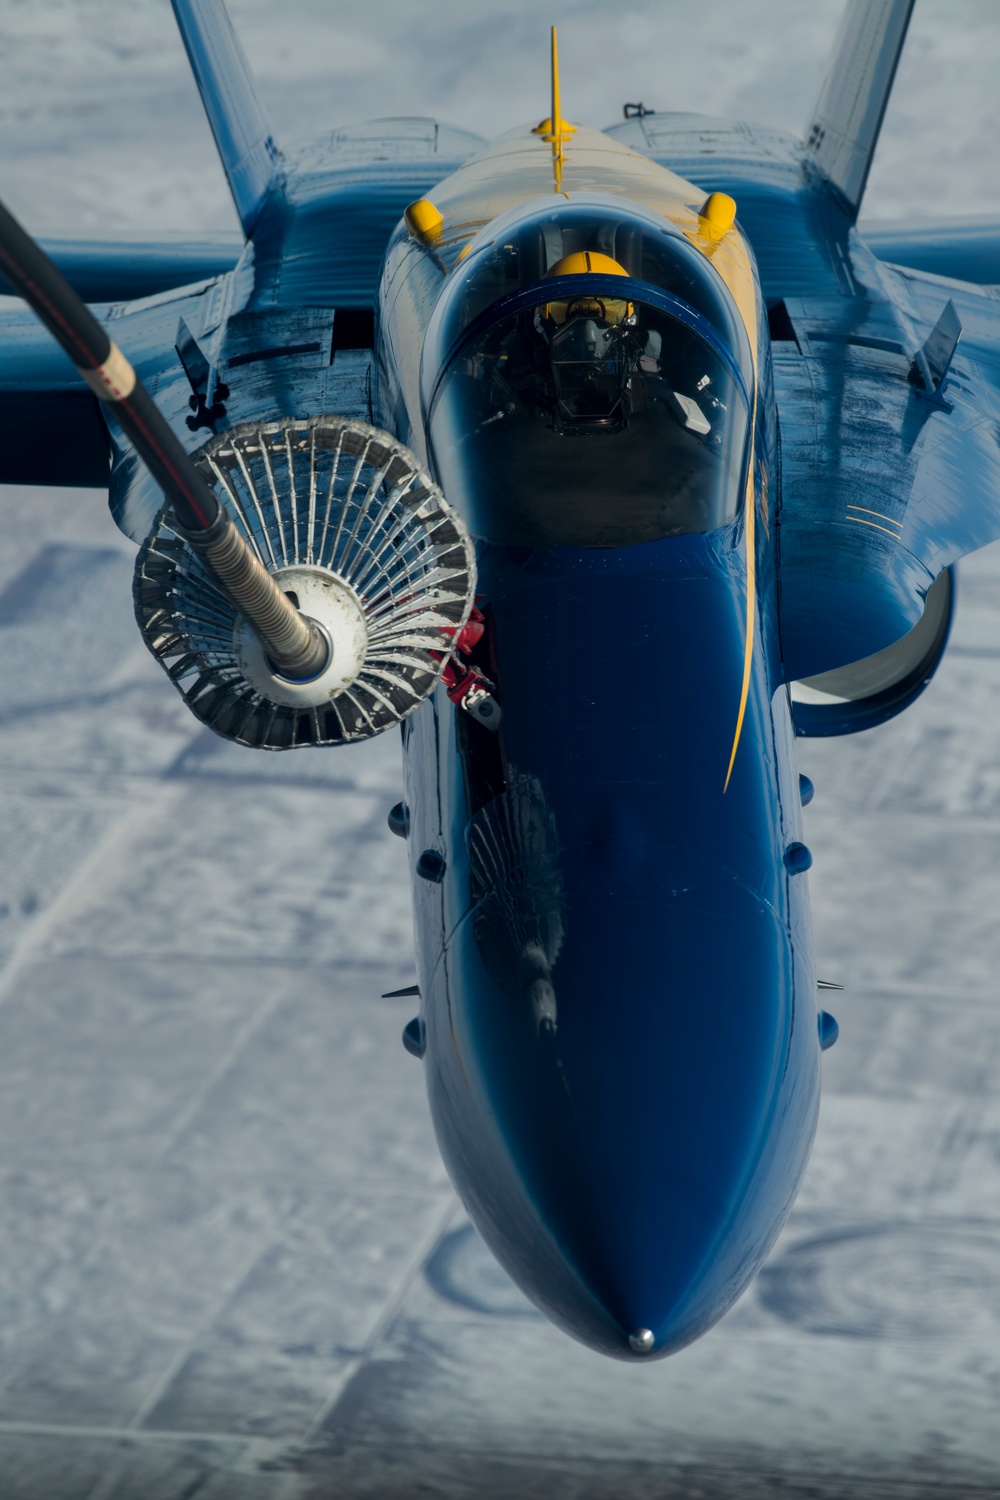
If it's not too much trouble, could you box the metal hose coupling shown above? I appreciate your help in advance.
[181,509,331,680]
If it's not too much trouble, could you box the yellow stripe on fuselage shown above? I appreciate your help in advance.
[724,448,757,795]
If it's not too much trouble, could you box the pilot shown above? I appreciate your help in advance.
[540,250,635,328]
[530,252,642,430]
[540,253,725,444]
[473,248,719,442]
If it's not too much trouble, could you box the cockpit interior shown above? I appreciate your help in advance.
[424,199,754,547]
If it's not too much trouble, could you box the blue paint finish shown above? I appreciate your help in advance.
[792,566,956,740]
[416,850,447,884]
[406,529,821,1357]
[770,274,995,681]
[0,233,243,305]
[387,802,410,839]
[605,115,854,302]
[372,160,824,1351]
[247,124,485,311]
[608,113,1000,683]
[170,0,281,236]
[402,1016,427,1059]
[0,117,481,497]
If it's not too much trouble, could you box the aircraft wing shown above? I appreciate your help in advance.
[608,0,1000,684]
[772,260,1000,681]
[0,230,244,487]
[0,231,243,305]
[0,0,484,492]
[0,297,110,486]
[0,127,477,492]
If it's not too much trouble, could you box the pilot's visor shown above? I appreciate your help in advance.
[427,276,751,549]
[546,294,633,326]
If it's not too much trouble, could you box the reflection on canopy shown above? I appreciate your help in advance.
[423,199,753,548]
[429,281,750,547]
[426,197,751,367]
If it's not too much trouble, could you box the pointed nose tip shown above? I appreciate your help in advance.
[533,1189,732,1359]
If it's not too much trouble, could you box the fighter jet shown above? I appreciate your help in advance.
[0,0,997,1361]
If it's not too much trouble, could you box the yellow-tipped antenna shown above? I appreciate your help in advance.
[550,25,564,162]
[533,22,576,186]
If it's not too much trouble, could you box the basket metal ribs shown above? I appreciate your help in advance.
[134,417,477,749]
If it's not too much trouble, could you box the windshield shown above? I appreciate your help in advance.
[425,196,751,375]
[421,198,753,548]
[428,279,750,547]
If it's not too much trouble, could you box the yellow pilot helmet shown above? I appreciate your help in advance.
[543,251,634,326]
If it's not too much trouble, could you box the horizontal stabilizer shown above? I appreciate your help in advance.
[863,215,1000,285]
[0,231,242,304]
[170,0,281,236]
[805,0,915,219]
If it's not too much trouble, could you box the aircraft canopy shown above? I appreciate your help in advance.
[424,199,753,547]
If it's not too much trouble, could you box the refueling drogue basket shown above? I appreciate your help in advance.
[134,417,477,749]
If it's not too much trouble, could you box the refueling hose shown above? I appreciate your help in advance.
[0,196,329,682]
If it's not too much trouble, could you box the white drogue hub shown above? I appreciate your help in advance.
[233,564,369,707]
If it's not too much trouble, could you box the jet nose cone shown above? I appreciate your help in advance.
[431,876,821,1360]
[424,577,822,1358]
[541,1155,750,1359]
[460,1105,775,1360]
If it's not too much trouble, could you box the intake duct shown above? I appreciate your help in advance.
[134,417,476,749]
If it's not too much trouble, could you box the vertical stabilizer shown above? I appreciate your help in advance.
[171,0,281,237]
[804,0,915,220]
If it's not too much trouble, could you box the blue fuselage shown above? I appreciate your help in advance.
[398,520,820,1357]
[382,182,824,1348]
[372,132,827,1358]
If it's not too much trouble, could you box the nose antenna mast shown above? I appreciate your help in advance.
[550,25,565,165]
[533,26,576,191]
